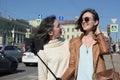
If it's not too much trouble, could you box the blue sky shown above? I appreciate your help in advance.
[0,0,120,41]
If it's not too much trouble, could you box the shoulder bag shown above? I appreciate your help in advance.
[93,53,120,80]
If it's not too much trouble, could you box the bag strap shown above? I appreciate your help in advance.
[36,53,61,80]
[94,35,115,73]
[36,54,57,79]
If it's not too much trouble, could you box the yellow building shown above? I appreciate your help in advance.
[28,19,42,27]
[60,20,82,40]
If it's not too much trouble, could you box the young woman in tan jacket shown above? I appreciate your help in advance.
[62,8,110,80]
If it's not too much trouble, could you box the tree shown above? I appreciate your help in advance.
[6,37,13,44]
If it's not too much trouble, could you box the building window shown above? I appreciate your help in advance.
[67,35,69,39]
[67,28,69,32]
[72,35,74,38]
[72,28,74,32]
[36,19,41,24]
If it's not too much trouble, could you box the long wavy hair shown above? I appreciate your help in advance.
[34,15,56,45]
[76,8,99,33]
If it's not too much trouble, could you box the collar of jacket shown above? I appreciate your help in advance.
[79,33,98,44]
[44,37,65,48]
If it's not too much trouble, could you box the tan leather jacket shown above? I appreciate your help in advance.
[62,33,110,80]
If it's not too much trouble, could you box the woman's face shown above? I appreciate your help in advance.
[81,12,98,32]
[49,19,62,39]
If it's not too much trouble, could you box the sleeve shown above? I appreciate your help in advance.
[97,33,110,54]
[61,39,76,80]
[37,50,47,80]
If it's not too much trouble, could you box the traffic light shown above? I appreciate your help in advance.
[107,24,110,36]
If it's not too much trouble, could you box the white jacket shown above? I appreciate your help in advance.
[38,38,70,80]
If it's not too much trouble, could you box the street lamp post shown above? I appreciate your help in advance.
[11,28,15,44]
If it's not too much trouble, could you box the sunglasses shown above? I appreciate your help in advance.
[80,17,93,23]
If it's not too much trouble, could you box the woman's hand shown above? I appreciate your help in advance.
[95,25,101,35]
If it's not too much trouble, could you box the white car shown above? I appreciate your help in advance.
[22,51,38,66]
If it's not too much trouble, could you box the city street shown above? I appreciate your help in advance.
[0,54,120,80]
[0,0,120,80]
[0,63,38,80]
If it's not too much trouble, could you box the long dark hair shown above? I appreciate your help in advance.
[34,15,56,45]
[76,8,99,33]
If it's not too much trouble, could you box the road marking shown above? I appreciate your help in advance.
[13,73,38,80]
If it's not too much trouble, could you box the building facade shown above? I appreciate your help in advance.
[0,17,30,45]
[60,20,81,40]
[28,19,42,27]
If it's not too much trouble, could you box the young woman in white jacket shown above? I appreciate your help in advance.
[35,15,70,80]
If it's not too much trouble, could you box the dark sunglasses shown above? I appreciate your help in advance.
[80,17,93,23]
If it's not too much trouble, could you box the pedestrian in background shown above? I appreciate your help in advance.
[111,42,116,53]
[62,8,110,80]
[35,15,70,80]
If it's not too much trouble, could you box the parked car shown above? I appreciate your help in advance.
[0,45,2,50]
[0,53,18,73]
[0,44,24,62]
[22,51,38,66]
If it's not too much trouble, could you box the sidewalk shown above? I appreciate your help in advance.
[104,53,120,74]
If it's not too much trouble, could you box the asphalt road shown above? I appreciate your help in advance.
[0,63,38,80]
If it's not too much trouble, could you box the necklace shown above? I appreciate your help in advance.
[86,49,88,53]
[83,36,93,54]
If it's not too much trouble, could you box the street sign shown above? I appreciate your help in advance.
[110,24,118,32]
[111,18,117,24]
[38,14,42,19]
[58,16,64,21]
[25,32,31,38]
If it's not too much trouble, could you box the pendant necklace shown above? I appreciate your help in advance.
[84,36,93,54]
[86,49,88,54]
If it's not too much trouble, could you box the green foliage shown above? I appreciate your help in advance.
[6,37,13,44]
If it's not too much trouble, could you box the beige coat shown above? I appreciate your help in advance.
[38,38,70,80]
[62,33,110,80]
